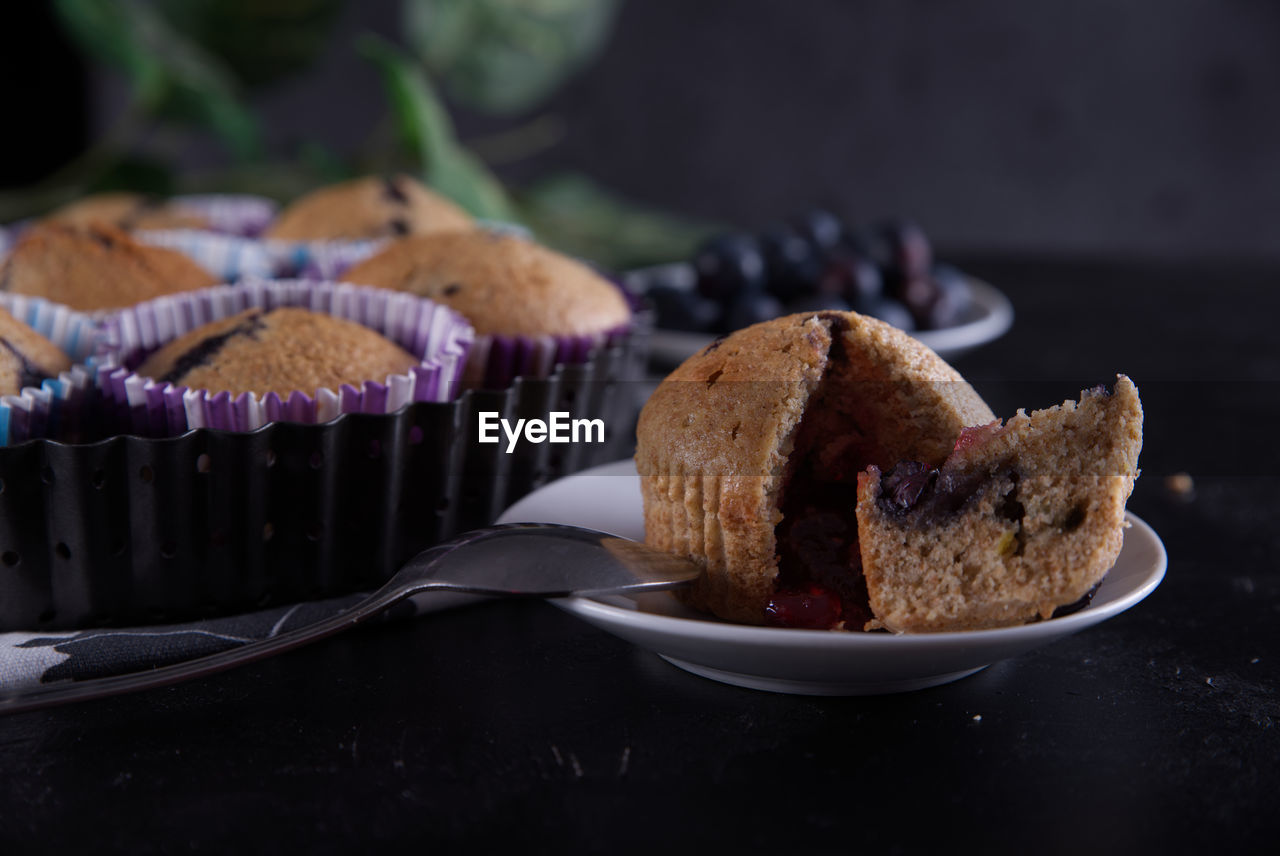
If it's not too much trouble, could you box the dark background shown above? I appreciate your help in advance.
[8,0,1280,262]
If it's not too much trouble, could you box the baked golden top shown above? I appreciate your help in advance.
[136,307,419,398]
[0,223,219,312]
[343,231,631,338]
[45,192,209,231]
[264,175,473,241]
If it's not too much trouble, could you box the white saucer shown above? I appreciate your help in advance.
[499,460,1167,696]
[644,276,1014,366]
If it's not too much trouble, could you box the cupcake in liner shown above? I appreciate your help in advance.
[339,229,652,529]
[93,279,474,437]
[0,281,473,631]
[131,193,281,281]
[0,294,101,446]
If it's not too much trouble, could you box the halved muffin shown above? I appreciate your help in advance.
[342,230,631,339]
[856,376,1142,632]
[636,311,995,627]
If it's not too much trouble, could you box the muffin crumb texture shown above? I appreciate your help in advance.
[265,175,473,241]
[0,223,218,311]
[136,307,419,398]
[0,307,72,396]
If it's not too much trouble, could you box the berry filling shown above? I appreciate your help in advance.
[765,315,879,630]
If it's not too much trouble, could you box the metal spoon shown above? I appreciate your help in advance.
[0,524,701,716]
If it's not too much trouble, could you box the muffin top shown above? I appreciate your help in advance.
[264,174,474,241]
[0,306,73,397]
[0,223,219,312]
[136,306,420,398]
[44,192,209,231]
[343,231,631,338]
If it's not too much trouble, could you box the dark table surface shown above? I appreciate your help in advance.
[1,257,1276,854]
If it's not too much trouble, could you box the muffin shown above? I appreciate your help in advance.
[135,306,420,397]
[0,306,73,396]
[0,223,219,311]
[636,311,995,626]
[343,231,631,339]
[264,175,474,241]
[855,377,1142,632]
[44,192,209,232]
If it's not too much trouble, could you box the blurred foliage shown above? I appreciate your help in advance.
[517,173,718,270]
[405,0,621,116]
[1,0,713,268]
[54,0,260,158]
[361,35,515,222]
[154,0,344,88]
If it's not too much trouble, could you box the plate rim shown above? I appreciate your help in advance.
[552,511,1166,648]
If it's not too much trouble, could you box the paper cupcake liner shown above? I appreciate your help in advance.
[170,193,277,237]
[0,294,102,446]
[93,279,474,437]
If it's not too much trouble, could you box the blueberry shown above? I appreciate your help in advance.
[785,294,852,314]
[792,208,845,252]
[842,226,895,271]
[898,276,941,327]
[722,292,786,332]
[854,296,916,331]
[646,284,721,332]
[878,219,933,280]
[693,233,766,301]
[760,223,822,300]
[922,264,973,329]
[819,251,884,304]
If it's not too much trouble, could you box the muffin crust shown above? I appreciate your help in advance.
[0,223,218,311]
[136,307,419,398]
[265,175,473,241]
[343,231,631,338]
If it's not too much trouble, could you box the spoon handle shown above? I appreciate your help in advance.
[0,581,431,717]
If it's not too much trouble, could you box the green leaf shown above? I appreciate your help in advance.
[359,34,514,221]
[53,0,262,158]
[515,173,722,270]
[404,0,621,115]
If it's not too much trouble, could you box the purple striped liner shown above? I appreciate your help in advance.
[131,193,280,280]
[170,194,277,237]
[93,279,474,437]
[465,325,631,390]
[0,294,101,446]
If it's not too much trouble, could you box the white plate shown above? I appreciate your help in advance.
[499,460,1167,696]
[644,276,1014,366]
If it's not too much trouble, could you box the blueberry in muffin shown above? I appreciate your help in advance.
[135,306,420,398]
